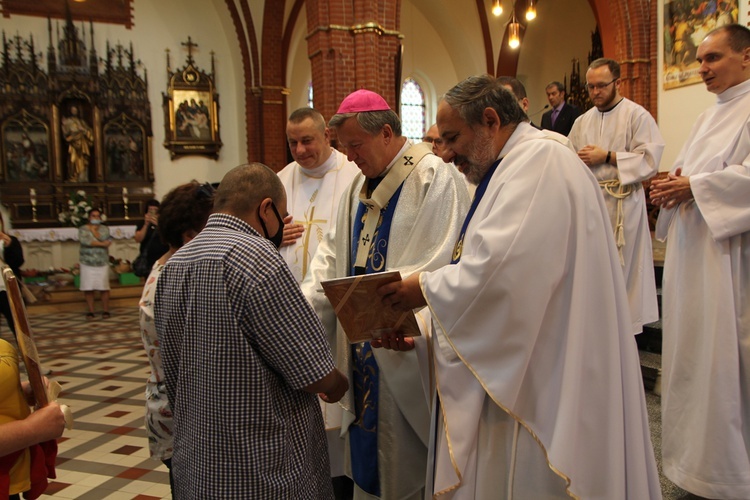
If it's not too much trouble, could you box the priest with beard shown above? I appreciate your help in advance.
[568,58,664,337]
[376,75,662,499]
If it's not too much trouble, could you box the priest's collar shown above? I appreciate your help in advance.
[298,147,337,178]
[717,78,750,104]
[378,139,413,178]
[597,97,625,114]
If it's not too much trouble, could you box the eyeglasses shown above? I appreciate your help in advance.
[197,182,216,199]
[586,79,618,92]
[422,137,443,145]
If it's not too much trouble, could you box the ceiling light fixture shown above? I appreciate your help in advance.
[525,0,537,21]
[492,0,503,17]
[508,9,521,49]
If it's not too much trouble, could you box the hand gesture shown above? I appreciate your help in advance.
[577,145,607,167]
[26,402,66,443]
[370,330,415,351]
[649,168,692,209]
[378,273,426,312]
[281,214,304,248]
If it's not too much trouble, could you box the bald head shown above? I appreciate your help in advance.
[214,163,285,217]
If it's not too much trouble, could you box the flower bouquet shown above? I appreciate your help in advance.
[58,190,105,227]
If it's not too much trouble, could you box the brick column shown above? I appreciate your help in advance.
[591,0,658,119]
[259,0,288,170]
[307,0,403,121]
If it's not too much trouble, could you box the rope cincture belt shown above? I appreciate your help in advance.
[598,178,634,266]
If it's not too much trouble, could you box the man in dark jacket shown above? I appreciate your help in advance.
[540,81,581,136]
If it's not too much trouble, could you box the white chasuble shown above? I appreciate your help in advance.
[569,98,664,334]
[656,78,750,499]
[421,123,661,499]
[301,140,471,499]
[278,148,359,477]
[278,148,360,283]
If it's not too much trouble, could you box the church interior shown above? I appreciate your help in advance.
[0,0,748,498]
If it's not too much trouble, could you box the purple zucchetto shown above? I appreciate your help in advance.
[336,89,391,113]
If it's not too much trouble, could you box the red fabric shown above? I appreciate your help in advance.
[0,439,57,500]
[0,450,24,498]
[22,440,57,500]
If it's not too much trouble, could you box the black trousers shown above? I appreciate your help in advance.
[0,290,16,339]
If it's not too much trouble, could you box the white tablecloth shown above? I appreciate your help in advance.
[9,225,137,242]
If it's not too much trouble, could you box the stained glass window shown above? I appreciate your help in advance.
[308,82,314,109]
[400,78,425,142]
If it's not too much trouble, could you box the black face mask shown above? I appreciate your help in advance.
[258,202,284,249]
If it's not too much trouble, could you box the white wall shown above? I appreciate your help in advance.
[286,8,312,113]
[516,0,597,121]
[400,0,462,126]
[0,0,247,199]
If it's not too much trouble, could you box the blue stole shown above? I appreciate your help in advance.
[349,176,404,496]
[451,159,502,264]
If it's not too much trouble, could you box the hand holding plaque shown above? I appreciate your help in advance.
[321,270,421,344]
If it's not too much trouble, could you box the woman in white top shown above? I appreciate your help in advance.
[138,181,214,495]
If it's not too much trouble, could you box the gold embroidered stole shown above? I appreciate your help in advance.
[353,142,431,271]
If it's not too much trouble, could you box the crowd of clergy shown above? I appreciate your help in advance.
[2,21,748,500]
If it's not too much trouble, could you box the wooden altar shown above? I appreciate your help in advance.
[0,7,154,228]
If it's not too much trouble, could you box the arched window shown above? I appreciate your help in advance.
[400,78,425,142]
[307,81,314,109]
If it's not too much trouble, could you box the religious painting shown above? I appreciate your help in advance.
[0,0,134,28]
[1,111,51,182]
[173,90,213,141]
[663,0,738,90]
[103,115,147,181]
[59,98,95,183]
[162,37,222,160]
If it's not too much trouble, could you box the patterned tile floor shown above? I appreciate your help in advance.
[9,306,688,499]
[12,306,172,500]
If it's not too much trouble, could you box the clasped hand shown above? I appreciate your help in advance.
[577,145,607,167]
[649,168,692,209]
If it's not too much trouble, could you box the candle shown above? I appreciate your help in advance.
[29,188,36,206]
[122,187,129,204]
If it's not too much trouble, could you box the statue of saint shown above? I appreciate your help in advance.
[62,105,94,182]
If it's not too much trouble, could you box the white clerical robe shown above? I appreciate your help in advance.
[569,98,664,334]
[301,140,471,499]
[656,78,750,499]
[420,123,662,499]
[278,148,359,478]
[278,148,360,283]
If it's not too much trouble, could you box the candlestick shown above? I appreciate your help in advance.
[122,187,129,219]
[30,188,37,222]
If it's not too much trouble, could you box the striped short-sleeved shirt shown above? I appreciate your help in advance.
[155,213,334,499]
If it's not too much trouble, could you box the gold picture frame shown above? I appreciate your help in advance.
[162,38,222,159]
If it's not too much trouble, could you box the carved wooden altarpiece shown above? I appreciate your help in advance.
[0,11,153,228]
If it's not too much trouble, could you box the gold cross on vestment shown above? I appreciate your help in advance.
[295,205,327,279]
